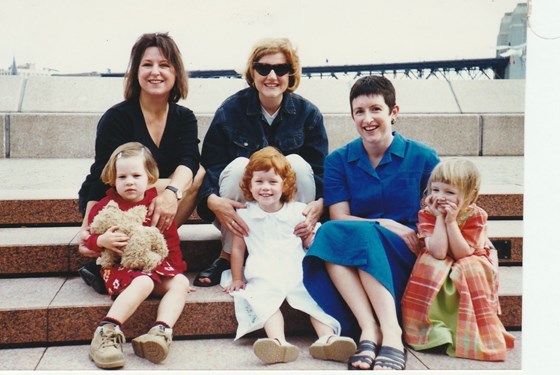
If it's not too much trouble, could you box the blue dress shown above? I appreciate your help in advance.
[303,132,439,339]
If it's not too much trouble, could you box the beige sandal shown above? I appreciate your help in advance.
[309,335,357,362]
[253,338,299,364]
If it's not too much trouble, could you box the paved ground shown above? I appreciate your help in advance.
[0,332,521,372]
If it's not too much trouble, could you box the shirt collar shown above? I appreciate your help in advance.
[246,88,296,116]
[347,131,406,164]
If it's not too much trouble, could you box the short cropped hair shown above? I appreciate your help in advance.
[124,32,188,102]
[243,38,301,93]
[349,75,396,114]
[101,142,159,186]
[427,158,481,211]
[240,147,297,203]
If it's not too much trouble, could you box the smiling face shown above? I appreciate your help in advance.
[114,156,149,203]
[351,94,399,150]
[138,46,176,99]
[430,181,463,209]
[249,168,284,212]
[253,52,290,103]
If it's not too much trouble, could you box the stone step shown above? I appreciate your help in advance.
[0,220,523,278]
[0,156,524,226]
[0,267,521,348]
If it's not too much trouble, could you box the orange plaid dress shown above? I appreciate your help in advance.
[401,204,515,361]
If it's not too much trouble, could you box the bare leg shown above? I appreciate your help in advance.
[175,167,205,226]
[326,263,381,370]
[152,274,190,327]
[106,275,154,323]
[357,269,404,370]
[310,317,335,339]
[263,310,287,343]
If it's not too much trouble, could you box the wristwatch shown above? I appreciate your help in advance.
[165,185,183,200]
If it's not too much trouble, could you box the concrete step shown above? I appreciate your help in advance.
[0,267,521,348]
[0,220,523,278]
[0,156,524,226]
[0,332,522,371]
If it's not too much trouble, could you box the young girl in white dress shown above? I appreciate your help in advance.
[221,146,356,365]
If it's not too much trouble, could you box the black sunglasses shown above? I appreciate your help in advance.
[252,62,292,77]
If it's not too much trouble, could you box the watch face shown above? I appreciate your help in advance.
[176,190,183,200]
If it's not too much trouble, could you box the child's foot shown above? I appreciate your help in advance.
[309,335,357,362]
[88,323,126,369]
[132,324,172,364]
[253,338,299,364]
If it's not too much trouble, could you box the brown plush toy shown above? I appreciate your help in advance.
[89,200,169,272]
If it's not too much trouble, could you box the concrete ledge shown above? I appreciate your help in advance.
[0,76,24,112]
[449,80,525,113]
[21,76,124,113]
[1,115,5,158]
[482,114,525,155]
[1,76,525,115]
[3,113,525,157]
[9,113,98,158]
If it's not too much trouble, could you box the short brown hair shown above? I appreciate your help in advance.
[101,142,159,186]
[124,33,188,102]
[243,38,301,93]
[240,147,297,203]
[349,75,396,114]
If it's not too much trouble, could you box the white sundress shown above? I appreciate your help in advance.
[220,201,340,340]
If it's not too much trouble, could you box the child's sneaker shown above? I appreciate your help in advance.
[88,323,126,369]
[132,325,172,364]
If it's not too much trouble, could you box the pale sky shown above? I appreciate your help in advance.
[1,0,524,74]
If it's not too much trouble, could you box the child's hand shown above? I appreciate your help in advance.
[98,226,129,255]
[425,194,444,216]
[224,279,245,293]
[442,197,461,223]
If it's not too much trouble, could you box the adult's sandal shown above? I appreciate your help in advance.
[193,258,230,287]
[347,340,379,370]
[373,345,406,371]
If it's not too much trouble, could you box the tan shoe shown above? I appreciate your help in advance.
[88,323,126,369]
[132,325,172,364]
[253,338,299,364]
[309,335,357,362]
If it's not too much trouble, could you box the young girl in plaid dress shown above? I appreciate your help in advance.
[401,158,515,361]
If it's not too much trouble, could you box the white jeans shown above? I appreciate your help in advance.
[217,154,316,253]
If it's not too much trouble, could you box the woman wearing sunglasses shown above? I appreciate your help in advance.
[194,38,328,287]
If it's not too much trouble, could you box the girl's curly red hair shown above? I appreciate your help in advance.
[241,147,297,203]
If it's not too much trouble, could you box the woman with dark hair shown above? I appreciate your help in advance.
[302,76,440,370]
[77,32,203,293]
[194,37,328,287]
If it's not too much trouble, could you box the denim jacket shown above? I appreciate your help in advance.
[197,87,328,222]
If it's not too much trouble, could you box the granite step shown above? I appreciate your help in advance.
[0,156,524,226]
[0,220,523,278]
[0,267,521,348]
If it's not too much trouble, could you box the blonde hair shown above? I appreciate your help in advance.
[240,147,297,203]
[427,158,481,211]
[101,142,159,186]
[243,38,301,93]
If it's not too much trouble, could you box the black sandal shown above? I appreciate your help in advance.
[347,340,379,370]
[193,258,230,287]
[373,345,406,370]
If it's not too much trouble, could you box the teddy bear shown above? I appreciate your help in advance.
[89,200,169,273]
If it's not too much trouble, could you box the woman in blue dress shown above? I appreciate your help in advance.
[302,76,439,370]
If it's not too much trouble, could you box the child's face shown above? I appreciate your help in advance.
[250,168,284,212]
[430,181,463,208]
[115,156,149,203]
